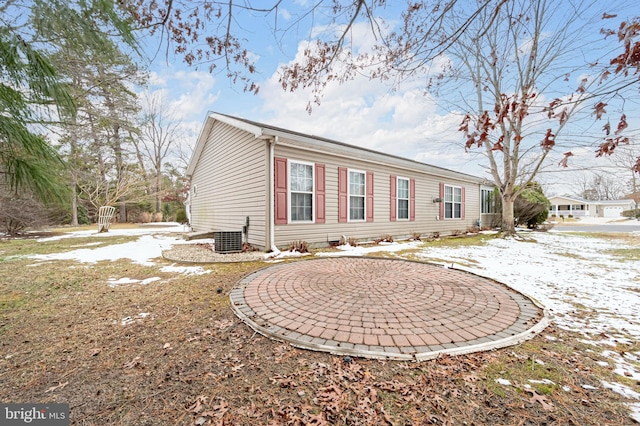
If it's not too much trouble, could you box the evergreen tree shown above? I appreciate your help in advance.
[0,0,137,202]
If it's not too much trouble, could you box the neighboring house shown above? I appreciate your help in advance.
[548,195,637,218]
[186,113,498,250]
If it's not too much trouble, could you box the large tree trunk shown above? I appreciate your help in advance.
[112,124,127,223]
[70,174,78,226]
[501,196,516,235]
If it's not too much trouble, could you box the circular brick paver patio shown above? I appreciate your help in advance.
[230,257,548,361]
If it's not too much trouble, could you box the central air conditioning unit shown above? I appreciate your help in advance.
[213,231,243,253]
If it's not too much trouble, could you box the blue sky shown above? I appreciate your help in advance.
[137,1,640,197]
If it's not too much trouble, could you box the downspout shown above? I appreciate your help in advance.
[269,136,278,252]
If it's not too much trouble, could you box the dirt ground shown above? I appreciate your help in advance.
[0,234,637,425]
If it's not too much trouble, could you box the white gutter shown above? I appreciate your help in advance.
[268,136,278,251]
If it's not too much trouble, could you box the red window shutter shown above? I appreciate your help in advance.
[315,163,326,224]
[274,157,288,224]
[338,167,348,223]
[366,171,374,222]
[390,175,397,222]
[461,186,466,219]
[439,182,445,219]
[410,178,416,221]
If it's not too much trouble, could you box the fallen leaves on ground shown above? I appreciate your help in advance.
[0,256,636,425]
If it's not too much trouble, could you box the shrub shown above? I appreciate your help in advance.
[339,235,358,246]
[175,208,188,224]
[622,209,640,218]
[568,214,573,219]
[287,240,309,253]
[514,183,550,229]
[430,231,440,240]
[242,242,257,252]
[450,229,463,236]
[375,234,394,244]
[139,212,152,223]
[0,189,51,235]
[410,231,421,241]
[153,212,163,222]
[467,225,480,234]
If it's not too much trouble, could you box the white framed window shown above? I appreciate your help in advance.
[397,177,410,220]
[348,169,365,221]
[444,185,462,219]
[289,161,314,222]
[481,187,495,214]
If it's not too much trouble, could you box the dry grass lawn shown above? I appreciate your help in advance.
[0,232,637,425]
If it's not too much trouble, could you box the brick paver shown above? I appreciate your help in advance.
[231,257,547,361]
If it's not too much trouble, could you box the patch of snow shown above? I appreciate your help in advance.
[581,384,598,390]
[108,277,140,285]
[630,403,640,423]
[404,231,640,423]
[108,277,162,287]
[120,312,151,326]
[30,234,180,266]
[528,379,555,385]
[602,381,640,400]
[626,352,640,362]
[179,238,215,246]
[159,264,211,275]
[412,232,640,339]
[264,246,281,259]
[30,227,216,278]
[36,223,184,242]
[496,378,512,386]
[601,350,640,382]
[265,249,312,259]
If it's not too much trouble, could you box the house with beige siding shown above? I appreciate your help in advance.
[186,113,498,250]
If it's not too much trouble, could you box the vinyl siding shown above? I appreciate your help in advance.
[189,121,267,248]
[273,142,482,247]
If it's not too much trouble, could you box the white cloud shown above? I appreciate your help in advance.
[166,70,220,120]
[143,68,220,120]
[279,8,292,20]
[257,29,486,176]
[148,71,167,86]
